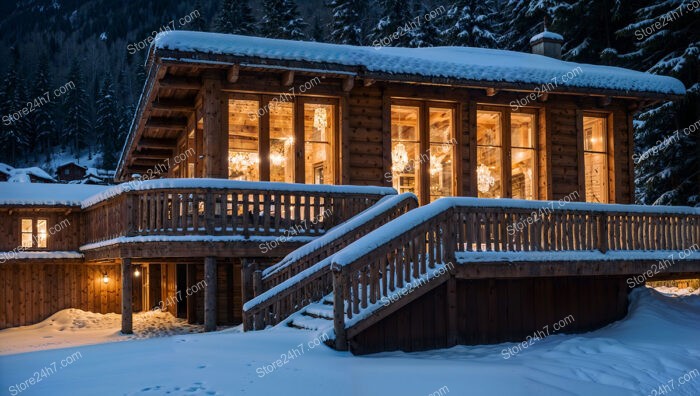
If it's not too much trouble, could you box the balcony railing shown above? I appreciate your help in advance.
[80,179,396,246]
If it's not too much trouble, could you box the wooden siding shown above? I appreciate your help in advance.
[0,210,81,251]
[0,262,130,329]
[348,276,630,355]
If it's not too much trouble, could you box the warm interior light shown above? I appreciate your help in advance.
[477,164,496,193]
[429,155,443,175]
[102,273,109,284]
[392,143,409,173]
[133,268,140,277]
[313,107,328,130]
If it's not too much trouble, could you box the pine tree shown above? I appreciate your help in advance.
[442,0,500,48]
[328,0,368,45]
[96,74,121,168]
[550,0,638,63]
[615,0,700,206]
[0,47,29,165]
[370,0,417,47]
[213,0,256,35]
[63,58,89,157]
[311,16,324,42]
[28,55,56,160]
[190,0,207,32]
[260,0,308,40]
[500,0,559,52]
[409,1,444,48]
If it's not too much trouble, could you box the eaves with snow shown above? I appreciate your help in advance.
[151,31,685,99]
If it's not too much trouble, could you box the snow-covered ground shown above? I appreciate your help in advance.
[0,309,205,356]
[0,286,698,396]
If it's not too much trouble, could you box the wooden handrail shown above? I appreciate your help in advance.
[330,198,700,350]
[241,193,418,330]
[80,180,396,246]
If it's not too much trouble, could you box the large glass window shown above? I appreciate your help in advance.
[391,105,421,197]
[477,108,538,200]
[511,113,537,200]
[304,103,335,184]
[429,108,454,201]
[228,99,260,181]
[583,116,609,203]
[269,102,295,183]
[476,111,503,198]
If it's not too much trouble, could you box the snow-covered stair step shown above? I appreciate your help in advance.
[288,314,333,331]
[304,302,334,320]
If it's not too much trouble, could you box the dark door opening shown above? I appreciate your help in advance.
[176,264,188,319]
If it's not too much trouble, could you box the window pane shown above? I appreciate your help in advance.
[304,103,335,184]
[22,233,33,248]
[391,106,421,196]
[477,111,502,146]
[585,152,608,203]
[269,101,295,183]
[228,99,260,181]
[37,219,47,248]
[21,219,32,233]
[583,116,606,152]
[512,149,536,200]
[429,108,454,201]
[477,111,503,198]
[511,113,535,148]
[477,147,502,198]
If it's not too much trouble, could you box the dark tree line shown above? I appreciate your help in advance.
[0,0,696,206]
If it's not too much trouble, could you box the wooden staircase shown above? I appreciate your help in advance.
[243,196,700,354]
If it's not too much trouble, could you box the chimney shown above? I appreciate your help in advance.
[530,27,564,59]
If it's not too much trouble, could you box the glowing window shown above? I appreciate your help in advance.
[476,111,503,198]
[228,99,260,181]
[583,116,609,203]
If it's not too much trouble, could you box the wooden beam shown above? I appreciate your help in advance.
[152,98,196,112]
[598,96,612,107]
[121,258,133,334]
[145,117,188,130]
[227,65,240,83]
[281,70,295,86]
[131,150,172,160]
[204,257,217,332]
[538,92,549,102]
[159,75,201,90]
[342,76,355,92]
[485,88,498,97]
[201,72,227,178]
[364,79,376,87]
[137,138,178,150]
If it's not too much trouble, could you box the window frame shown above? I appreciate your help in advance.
[19,217,49,250]
[476,105,540,200]
[390,99,458,204]
[227,93,340,184]
[579,111,613,203]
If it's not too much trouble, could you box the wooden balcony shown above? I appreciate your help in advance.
[79,179,396,259]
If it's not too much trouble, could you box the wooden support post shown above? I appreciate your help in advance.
[227,65,240,83]
[201,72,227,178]
[333,270,348,351]
[446,276,458,346]
[204,257,217,332]
[186,264,197,324]
[253,270,263,297]
[241,259,255,303]
[342,76,354,92]
[281,70,295,86]
[121,258,133,334]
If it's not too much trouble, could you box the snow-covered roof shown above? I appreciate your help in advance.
[0,163,13,176]
[57,161,88,170]
[0,182,109,206]
[530,31,564,44]
[154,31,685,96]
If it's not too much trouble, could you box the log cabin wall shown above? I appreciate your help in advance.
[0,209,82,251]
[0,262,125,329]
[348,275,631,355]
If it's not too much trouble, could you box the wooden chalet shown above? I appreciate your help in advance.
[1,31,698,354]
